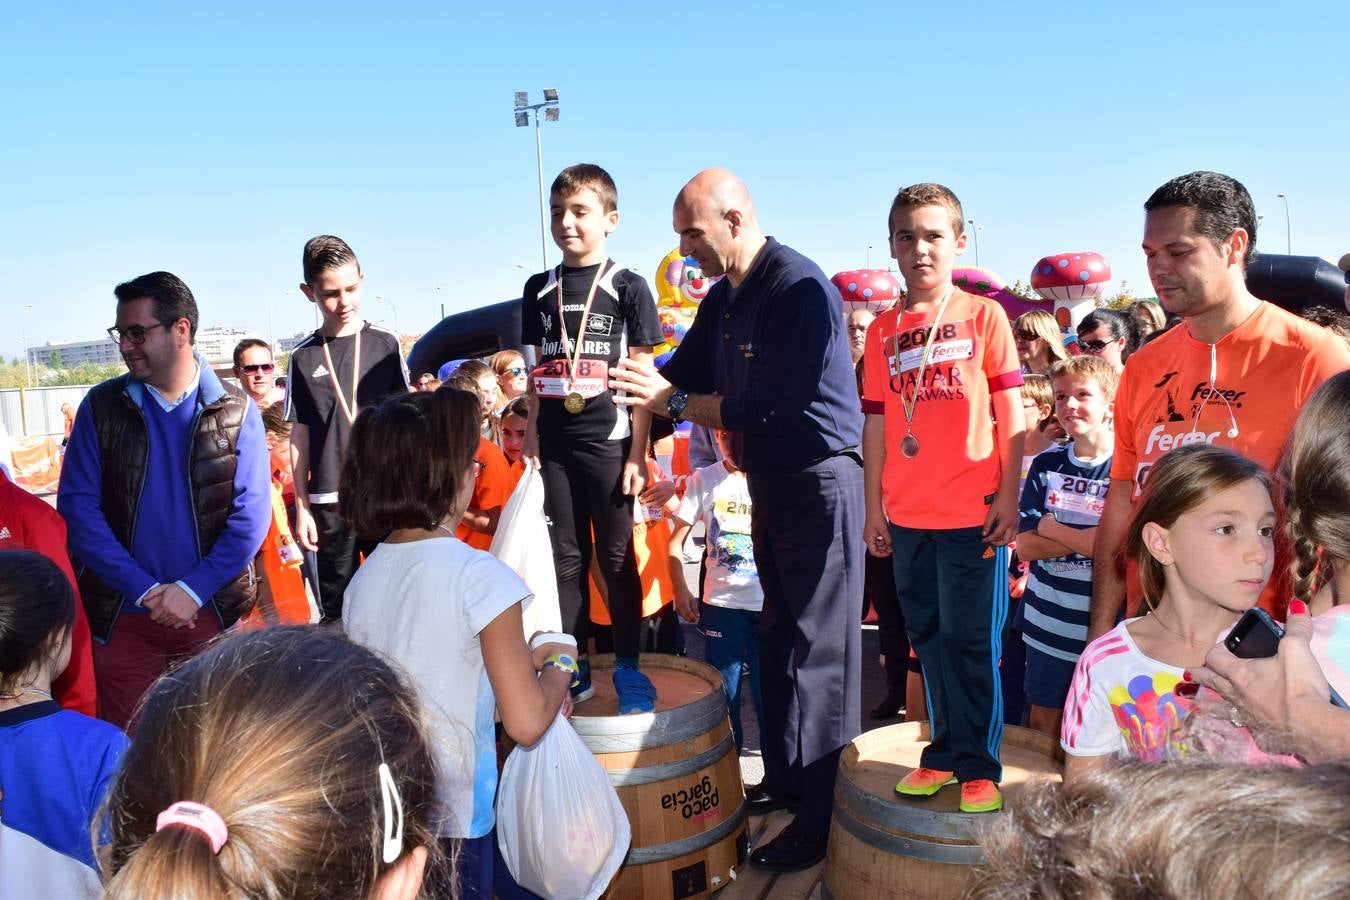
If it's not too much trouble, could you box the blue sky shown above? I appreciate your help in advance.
[3,1,1347,360]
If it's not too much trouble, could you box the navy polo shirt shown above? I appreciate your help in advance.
[662,238,862,474]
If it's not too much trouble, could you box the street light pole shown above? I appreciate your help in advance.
[373,295,400,337]
[967,219,981,267]
[1277,193,1291,254]
[23,303,33,387]
[514,89,561,273]
[866,245,872,268]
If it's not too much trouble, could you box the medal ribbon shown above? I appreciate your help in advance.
[894,286,956,433]
[555,261,608,396]
[321,326,361,425]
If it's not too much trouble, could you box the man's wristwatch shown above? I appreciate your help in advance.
[542,653,580,688]
[667,388,689,423]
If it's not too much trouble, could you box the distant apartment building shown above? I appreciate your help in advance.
[28,338,121,369]
[195,327,263,366]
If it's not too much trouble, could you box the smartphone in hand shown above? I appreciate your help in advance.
[1225,607,1349,709]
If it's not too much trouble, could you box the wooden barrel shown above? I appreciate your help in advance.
[822,722,1063,900]
[572,653,747,900]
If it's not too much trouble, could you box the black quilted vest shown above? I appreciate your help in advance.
[74,375,257,640]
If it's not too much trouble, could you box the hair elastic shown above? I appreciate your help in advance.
[156,801,229,854]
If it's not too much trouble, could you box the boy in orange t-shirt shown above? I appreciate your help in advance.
[449,366,516,552]
[862,183,1025,814]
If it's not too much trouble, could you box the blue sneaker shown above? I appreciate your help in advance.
[614,666,656,714]
[571,657,595,703]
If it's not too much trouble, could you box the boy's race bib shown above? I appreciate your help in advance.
[886,319,976,376]
[532,358,610,400]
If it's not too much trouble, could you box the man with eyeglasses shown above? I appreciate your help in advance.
[57,271,270,730]
[232,339,285,409]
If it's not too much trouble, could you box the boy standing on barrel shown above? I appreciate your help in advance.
[862,183,1025,813]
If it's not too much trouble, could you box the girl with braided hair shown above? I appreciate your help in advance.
[1190,370,1350,762]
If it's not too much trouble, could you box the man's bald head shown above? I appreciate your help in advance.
[676,168,757,224]
[673,168,766,286]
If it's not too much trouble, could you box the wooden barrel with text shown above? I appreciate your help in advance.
[572,654,747,900]
[822,722,1063,900]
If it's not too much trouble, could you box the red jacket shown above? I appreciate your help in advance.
[0,476,97,716]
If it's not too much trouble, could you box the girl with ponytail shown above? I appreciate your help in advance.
[100,627,445,899]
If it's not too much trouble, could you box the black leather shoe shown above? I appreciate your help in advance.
[749,826,828,873]
[870,689,907,720]
[745,784,801,816]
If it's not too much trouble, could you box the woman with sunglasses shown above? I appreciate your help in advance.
[1012,310,1069,376]
[232,339,285,409]
[489,349,529,415]
[1075,308,1140,373]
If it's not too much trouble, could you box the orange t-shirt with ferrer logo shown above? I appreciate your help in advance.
[861,290,1023,529]
[1112,301,1350,611]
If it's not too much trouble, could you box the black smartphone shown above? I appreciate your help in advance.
[1226,608,1285,659]
[1225,607,1350,710]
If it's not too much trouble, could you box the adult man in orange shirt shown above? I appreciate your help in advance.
[1088,172,1350,639]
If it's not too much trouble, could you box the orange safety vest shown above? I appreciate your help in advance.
[239,480,313,629]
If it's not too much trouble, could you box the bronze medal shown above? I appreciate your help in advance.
[563,392,585,414]
[901,433,920,458]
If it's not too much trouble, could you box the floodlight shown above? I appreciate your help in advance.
[545,107,559,122]
[514,112,528,127]
[514,91,528,107]
[543,88,558,102]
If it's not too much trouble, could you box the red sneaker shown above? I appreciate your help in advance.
[894,767,956,798]
[958,779,1003,813]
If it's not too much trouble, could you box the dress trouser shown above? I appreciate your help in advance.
[93,609,223,733]
[311,501,375,623]
[888,525,1008,782]
[539,435,643,659]
[747,453,864,838]
[864,551,909,691]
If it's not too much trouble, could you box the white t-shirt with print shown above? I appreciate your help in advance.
[1060,618,1194,762]
[344,536,529,839]
[675,463,762,612]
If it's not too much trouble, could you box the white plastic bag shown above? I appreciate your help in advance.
[496,714,631,900]
[489,466,562,636]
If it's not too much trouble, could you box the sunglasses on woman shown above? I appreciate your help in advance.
[502,367,527,377]
[1015,330,1039,342]
[1078,339,1111,353]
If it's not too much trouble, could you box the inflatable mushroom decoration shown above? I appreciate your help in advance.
[831,269,904,313]
[1031,251,1111,330]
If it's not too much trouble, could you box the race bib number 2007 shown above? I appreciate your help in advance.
[532,359,609,399]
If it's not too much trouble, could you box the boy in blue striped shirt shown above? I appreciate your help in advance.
[1014,356,1117,737]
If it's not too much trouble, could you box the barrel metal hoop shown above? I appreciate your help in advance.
[835,772,999,843]
[624,802,748,866]
[572,693,728,752]
[606,733,736,788]
[832,799,985,866]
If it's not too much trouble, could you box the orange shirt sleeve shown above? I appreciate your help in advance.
[980,300,1023,393]
[1110,360,1141,483]
[861,310,893,415]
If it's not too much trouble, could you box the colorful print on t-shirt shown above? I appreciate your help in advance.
[1106,670,1190,762]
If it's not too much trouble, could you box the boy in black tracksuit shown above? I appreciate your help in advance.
[520,164,663,713]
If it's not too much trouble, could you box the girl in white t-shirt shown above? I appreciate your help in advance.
[338,388,574,900]
[1061,444,1276,783]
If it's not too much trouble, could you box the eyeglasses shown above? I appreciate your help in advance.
[503,367,527,377]
[108,322,172,345]
[240,363,276,374]
[1015,330,1040,342]
[1078,338,1111,353]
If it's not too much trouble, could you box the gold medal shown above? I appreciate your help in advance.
[901,433,920,458]
[564,392,585,414]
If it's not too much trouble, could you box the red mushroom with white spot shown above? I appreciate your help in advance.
[1031,251,1112,330]
[831,269,904,313]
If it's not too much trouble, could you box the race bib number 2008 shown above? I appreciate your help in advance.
[886,319,976,376]
[532,359,609,399]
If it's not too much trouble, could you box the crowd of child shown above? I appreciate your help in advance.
[4,162,1350,899]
